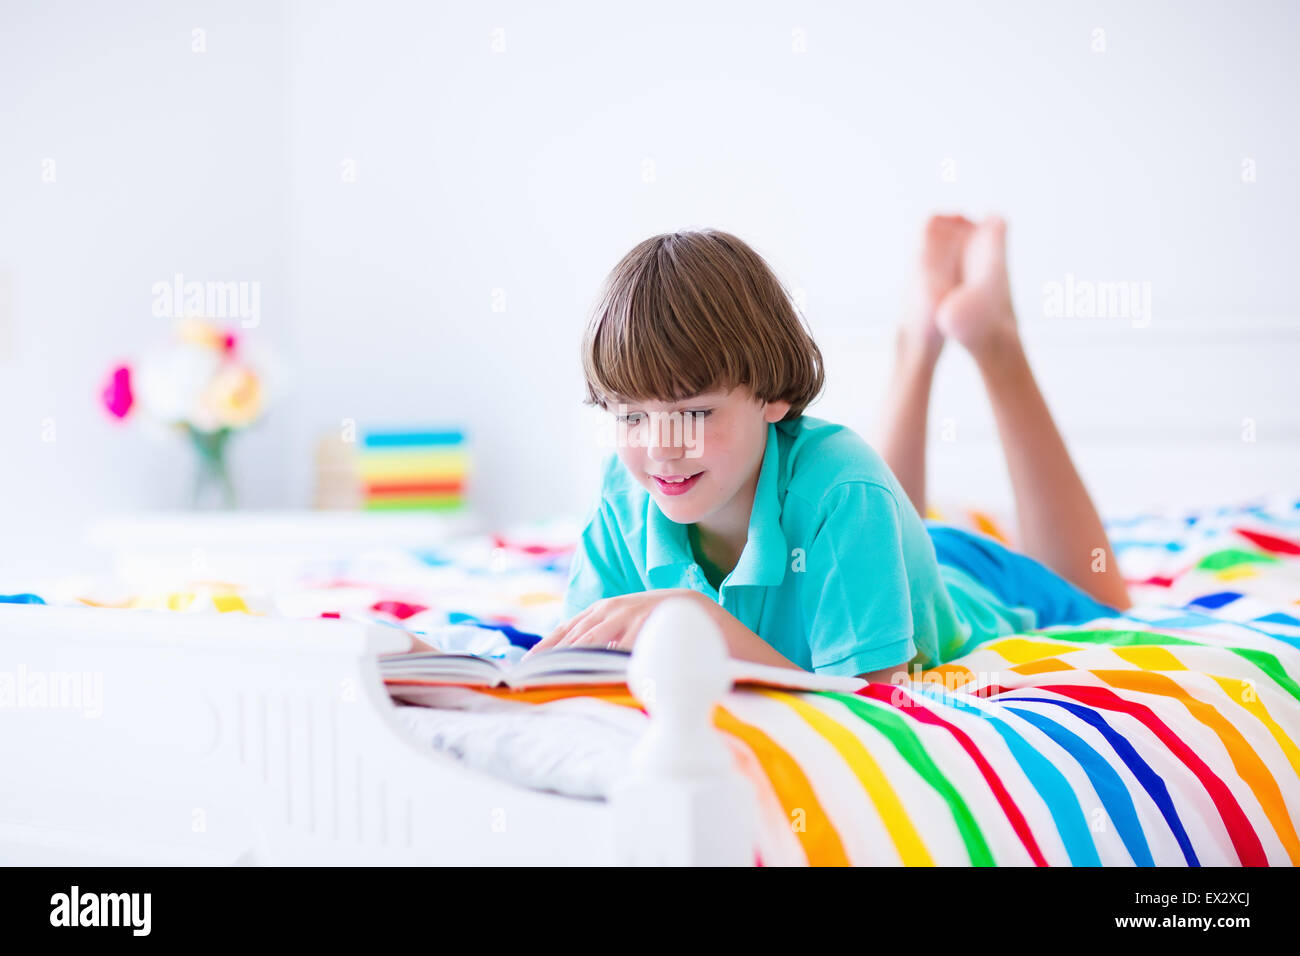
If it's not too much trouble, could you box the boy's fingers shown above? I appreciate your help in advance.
[552,609,596,646]
[566,617,624,650]
[556,614,611,649]
[527,607,596,657]
[537,625,567,649]
[554,628,588,650]
[525,628,566,658]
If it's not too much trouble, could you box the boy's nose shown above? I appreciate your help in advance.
[646,442,681,463]
[644,418,684,461]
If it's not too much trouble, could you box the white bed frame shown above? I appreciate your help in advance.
[0,597,757,866]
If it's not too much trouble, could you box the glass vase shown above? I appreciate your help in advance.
[185,424,236,510]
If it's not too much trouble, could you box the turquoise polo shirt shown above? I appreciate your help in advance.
[560,414,1035,677]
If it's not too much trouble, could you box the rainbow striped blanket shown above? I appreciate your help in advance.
[449,498,1300,866]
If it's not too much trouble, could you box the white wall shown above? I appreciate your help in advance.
[2,0,1298,566]
[280,0,1300,524]
[0,0,292,571]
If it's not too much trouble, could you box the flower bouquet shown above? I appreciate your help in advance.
[102,318,270,509]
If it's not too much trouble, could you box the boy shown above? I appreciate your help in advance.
[528,216,1130,683]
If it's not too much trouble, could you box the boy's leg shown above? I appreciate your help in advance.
[878,330,941,516]
[927,522,1121,624]
[936,218,1132,610]
[877,215,973,515]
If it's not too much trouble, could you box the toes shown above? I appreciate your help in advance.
[923,214,950,237]
[924,213,968,234]
[962,217,1007,261]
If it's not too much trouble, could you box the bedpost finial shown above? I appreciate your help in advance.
[627,596,729,718]
[613,596,756,864]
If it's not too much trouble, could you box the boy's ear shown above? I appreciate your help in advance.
[763,400,792,423]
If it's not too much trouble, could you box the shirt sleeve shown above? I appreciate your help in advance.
[559,499,639,621]
[798,481,920,677]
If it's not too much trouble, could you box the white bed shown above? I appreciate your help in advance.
[0,598,756,866]
[8,502,1299,867]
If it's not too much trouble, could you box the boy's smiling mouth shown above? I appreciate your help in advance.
[650,471,704,496]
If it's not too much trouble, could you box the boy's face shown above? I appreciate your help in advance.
[609,386,791,526]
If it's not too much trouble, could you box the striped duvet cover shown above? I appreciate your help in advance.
[469,498,1300,866]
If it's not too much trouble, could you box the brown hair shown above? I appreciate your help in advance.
[580,229,825,421]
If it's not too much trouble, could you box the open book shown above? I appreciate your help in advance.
[380,646,868,693]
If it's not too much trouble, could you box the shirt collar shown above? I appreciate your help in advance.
[645,421,788,589]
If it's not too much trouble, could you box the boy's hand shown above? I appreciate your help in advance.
[524,589,703,658]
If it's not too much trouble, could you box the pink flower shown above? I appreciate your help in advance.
[102,364,134,420]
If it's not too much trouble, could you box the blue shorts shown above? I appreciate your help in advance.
[924,521,1118,628]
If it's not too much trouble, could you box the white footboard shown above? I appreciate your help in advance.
[0,600,756,866]
[612,597,758,865]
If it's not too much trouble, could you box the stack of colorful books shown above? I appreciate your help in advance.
[358,428,469,512]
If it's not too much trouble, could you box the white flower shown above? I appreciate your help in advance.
[134,342,221,425]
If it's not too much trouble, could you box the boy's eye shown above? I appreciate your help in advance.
[614,409,711,424]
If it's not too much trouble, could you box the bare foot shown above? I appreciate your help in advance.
[934,216,1019,359]
[905,214,975,359]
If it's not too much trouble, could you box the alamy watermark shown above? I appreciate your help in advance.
[152,273,261,328]
[886,665,1004,705]
[595,405,705,457]
[1043,273,1151,327]
[0,665,102,718]
[50,886,150,936]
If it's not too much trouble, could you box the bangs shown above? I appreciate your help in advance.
[581,230,824,419]
[583,245,735,407]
